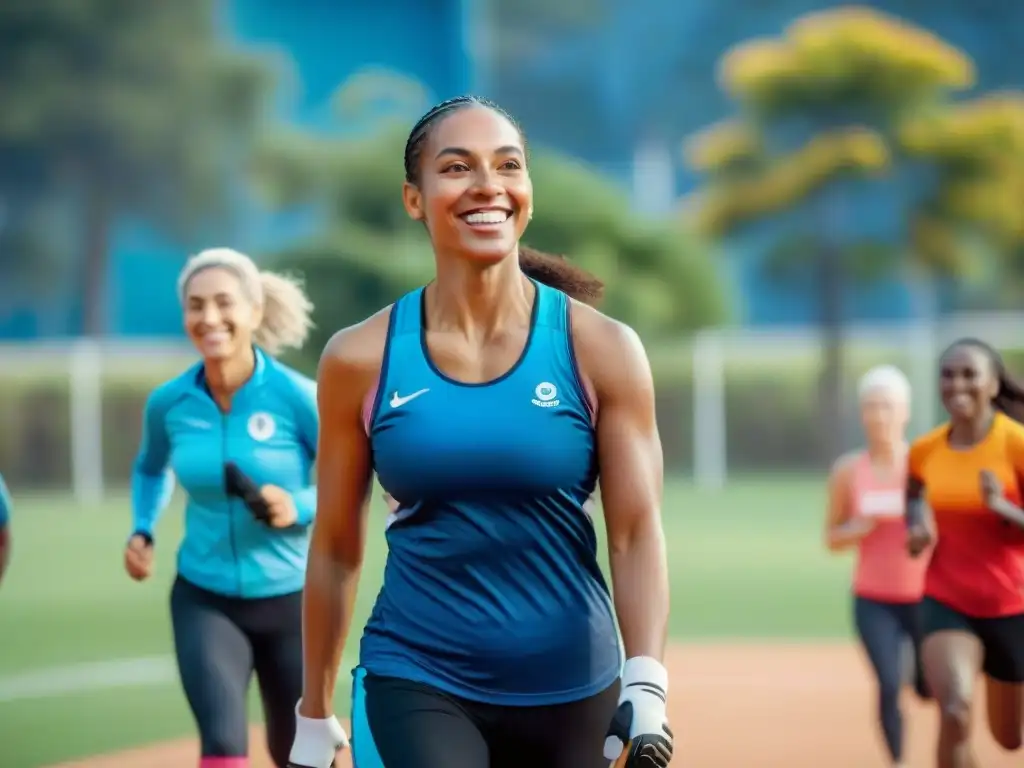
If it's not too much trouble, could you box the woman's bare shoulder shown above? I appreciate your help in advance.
[319,306,394,385]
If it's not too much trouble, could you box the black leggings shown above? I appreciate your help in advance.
[854,596,929,763]
[170,576,303,767]
[351,669,620,768]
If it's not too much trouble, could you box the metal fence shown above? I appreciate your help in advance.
[4,314,1024,501]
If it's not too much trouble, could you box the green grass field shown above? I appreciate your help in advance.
[0,476,856,767]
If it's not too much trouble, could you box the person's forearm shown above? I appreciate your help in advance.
[990,499,1024,530]
[300,551,362,717]
[131,468,174,537]
[826,519,871,551]
[609,520,669,661]
[905,497,926,528]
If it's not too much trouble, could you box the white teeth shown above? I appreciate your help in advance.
[204,331,229,343]
[463,211,509,225]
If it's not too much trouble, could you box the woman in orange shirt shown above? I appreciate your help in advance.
[906,338,1024,766]
[826,365,930,767]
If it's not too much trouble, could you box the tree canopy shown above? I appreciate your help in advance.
[900,92,1024,281]
[680,6,985,458]
[683,6,975,248]
[719,6,972,117]
[0,0,275,333]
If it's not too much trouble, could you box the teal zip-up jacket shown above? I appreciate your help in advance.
[131,348,317,598]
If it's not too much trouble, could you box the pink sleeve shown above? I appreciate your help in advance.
[362,377,379,435]
[581,374,597,423]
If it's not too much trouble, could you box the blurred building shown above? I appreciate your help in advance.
[0,0,475,341]
[3,0,1023,340]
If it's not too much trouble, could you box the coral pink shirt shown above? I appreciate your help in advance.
[851,451,930,603]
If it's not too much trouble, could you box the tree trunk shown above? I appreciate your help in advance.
[81,191,111,337]
[817,194,845,465]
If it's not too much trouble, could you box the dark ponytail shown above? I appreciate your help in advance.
[519,246,604,306]
[404,96,605,307]
[949,338,1024,423]
[994,368,1024,424]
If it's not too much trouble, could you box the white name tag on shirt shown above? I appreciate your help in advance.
[858,489,904,518]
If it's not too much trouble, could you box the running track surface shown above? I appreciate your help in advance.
[47,643,1018,767]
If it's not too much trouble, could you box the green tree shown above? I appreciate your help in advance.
[0,0,275,334]
[251,113,726,371]
[900,92,1024,306]
[332,67,434,134]
[682,6,974,458]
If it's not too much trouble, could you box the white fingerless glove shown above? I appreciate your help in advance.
[603,656,673,767]
[287,702,349,768]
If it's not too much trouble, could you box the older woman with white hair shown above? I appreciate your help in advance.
[823,365,932,768]
[123,248,317,768]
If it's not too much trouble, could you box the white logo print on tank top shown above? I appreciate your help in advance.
[532,381,559,408]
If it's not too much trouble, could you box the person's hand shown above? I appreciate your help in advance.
[124,534,154,581]
[287,702,348,768]
[980,470,1004,510]
[260,485,298,529]
[604,656,674,767]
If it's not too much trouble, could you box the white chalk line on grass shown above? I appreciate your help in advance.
[0,656,178,703]
[0,656,368,704]
[0,656,870,704]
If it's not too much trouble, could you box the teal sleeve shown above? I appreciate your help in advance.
[293,376,318,526]
[131,390,175,539]
[293,486,316,526]
[0,473,10,528]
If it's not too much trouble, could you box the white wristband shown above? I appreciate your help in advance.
[289,702,348,768]
[621,655,669,693]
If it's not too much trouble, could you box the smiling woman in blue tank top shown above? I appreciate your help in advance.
[287,97,673,768]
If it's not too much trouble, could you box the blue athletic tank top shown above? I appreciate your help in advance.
[360,280,622,706]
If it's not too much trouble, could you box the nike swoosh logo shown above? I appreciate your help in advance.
[390,388,429,408]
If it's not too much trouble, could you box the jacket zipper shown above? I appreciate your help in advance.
[222,410,243,597]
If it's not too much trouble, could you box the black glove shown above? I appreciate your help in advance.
[224,462,271,524]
